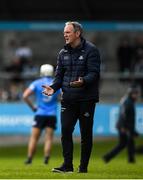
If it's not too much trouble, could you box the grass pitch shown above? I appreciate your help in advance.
[0,138,142,179]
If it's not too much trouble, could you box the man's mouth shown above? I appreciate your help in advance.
[65,38,69,41]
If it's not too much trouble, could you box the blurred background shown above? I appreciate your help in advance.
[0,0,143,144]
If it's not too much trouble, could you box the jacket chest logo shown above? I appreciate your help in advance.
[79,55,84,60]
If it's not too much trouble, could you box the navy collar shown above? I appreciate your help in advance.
[64,37,85,51]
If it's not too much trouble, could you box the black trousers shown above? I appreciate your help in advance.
[104,130,135,162]
[61,100,96,169]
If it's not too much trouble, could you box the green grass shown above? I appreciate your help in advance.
[0,138,142,179]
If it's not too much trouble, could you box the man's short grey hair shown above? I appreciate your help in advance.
[65,21,83,37]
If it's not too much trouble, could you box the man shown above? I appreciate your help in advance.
[42,21,100,173]
[103,87,139,163]
[23,64,59,164]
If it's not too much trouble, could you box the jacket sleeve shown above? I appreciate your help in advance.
[50,53,65,92]
[122,102,135,132]
[83,47,101,85]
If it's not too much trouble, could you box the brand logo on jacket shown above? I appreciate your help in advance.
[84,112,90,117]
[79,55,84,60]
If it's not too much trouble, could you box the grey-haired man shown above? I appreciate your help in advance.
[43,21,101,173]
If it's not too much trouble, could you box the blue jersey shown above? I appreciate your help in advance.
[29,77,60,116]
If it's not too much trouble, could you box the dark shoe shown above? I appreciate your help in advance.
[78,166,87,173]
[44,157,49,164]
[102,155,110,163]
[128,159,135,163]
[52,164,73,173]
[25,158,32,165]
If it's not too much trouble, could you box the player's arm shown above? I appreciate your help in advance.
[124,103,135,132]
[23,88,37,112]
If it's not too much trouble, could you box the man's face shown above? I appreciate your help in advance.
[64,24,79,45]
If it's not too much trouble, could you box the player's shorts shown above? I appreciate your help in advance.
[33,115,57,130]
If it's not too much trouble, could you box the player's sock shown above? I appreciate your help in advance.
[25,157,32,164]
[44,156,49,164]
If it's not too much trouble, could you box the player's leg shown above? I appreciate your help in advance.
[52,101,78,173]
[103,131,127,163]
[43,116,56,164]
[25,115,43,164]
[127,134,135,163]
[78,100,96,173]
[25,127,41,164]
[44,127,54,164]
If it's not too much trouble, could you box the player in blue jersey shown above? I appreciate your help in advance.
[23,64,60,164]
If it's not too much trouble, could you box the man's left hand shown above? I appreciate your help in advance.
[70,77,84,88]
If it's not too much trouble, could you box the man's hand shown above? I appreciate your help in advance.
[70,77,84,88]
[32,107,37,112]
[120,128,128,134]
[134,131,139,137]
[42,85,54,96]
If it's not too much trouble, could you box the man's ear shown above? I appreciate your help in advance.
[75,31,81,38]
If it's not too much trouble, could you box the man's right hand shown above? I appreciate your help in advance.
[120,128,127,133]
[42,85,54,96]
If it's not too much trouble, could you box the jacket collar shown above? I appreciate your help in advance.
[64,37,85,51]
